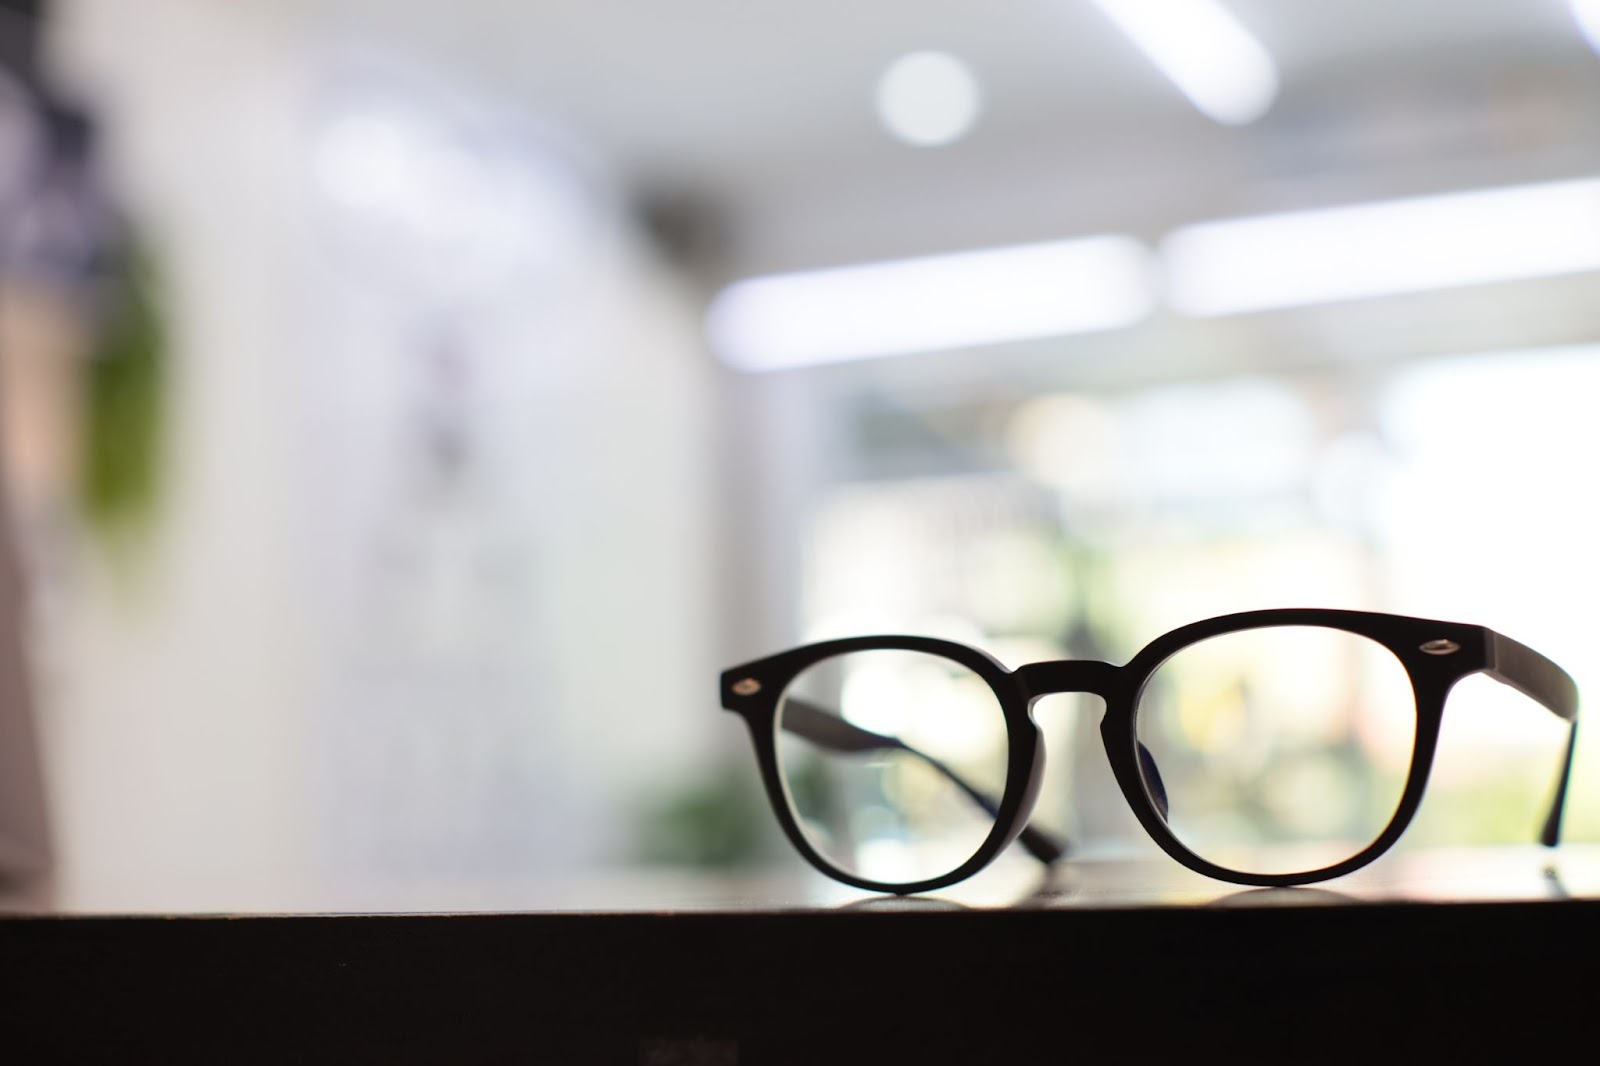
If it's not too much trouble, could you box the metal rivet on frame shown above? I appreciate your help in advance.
[1419,639,1460,656]
[731,678,762,696]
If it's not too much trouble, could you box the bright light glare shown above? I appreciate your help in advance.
[1163,178,1600,316]
[1122,378,1312,501]
[840,664,912,737]
[1571,0,1600,56]
[1090,0,1278,125]
[875,51,982,146]
[1380,345,1600,753]
[707,236,1152,371]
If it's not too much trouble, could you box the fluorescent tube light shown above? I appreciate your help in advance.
[707,236,1153,372]
[1090,0,1278,125]
[1162,178,1600,316]
[1571,0,1600,57]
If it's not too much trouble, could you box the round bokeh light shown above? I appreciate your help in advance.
[875,51,981,147]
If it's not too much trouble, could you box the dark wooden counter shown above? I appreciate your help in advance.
[4,846,1598,1064]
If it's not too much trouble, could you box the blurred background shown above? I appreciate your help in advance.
[0,0,1597,909]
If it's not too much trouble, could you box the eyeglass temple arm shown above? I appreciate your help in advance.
[1483,630,1580,847]
[779,698,1068,865]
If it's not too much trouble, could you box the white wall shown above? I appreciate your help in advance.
[39,0,719,910]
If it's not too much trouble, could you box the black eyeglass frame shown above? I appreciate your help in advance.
[720,608,1580,895]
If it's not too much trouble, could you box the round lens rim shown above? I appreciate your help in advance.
[772,646,1015,890]
[726,634,1040,896]
[1108,611,1465,888]
[1127,623,1421,881]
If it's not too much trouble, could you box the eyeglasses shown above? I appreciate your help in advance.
[719,609,1580,894]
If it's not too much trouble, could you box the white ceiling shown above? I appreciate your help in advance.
[321,2,1594,161]
[311,1,1600,276]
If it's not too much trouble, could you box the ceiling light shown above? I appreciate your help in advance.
[707,236,1153,372]
[1162,178,1600,316]
[1570,1,1600,56]
[875,51,982,147]
[1090,0,1278,125]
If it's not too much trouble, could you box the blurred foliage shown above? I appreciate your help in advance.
[783,755,842,834]
[1408,765,1558,847]
[633,762,782,869]
[78,242,166,549]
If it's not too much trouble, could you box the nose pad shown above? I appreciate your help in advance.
[1137,741,1170,822]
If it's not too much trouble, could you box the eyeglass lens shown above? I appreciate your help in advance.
[775,649,1008,885]
[1135,626,1418,876]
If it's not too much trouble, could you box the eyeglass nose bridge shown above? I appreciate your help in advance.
[1014,659,1121,701]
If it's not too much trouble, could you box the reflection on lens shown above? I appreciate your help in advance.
[776,649,1007,886]
[1134,626,1416,876]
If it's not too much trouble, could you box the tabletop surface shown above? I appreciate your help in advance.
[7,842,1597,917]
[5,845,1597,1064]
